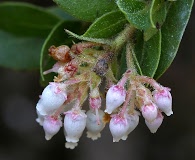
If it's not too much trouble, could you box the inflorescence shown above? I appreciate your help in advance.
[36,41,173,149]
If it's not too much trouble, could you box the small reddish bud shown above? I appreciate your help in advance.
[48,45,71,63]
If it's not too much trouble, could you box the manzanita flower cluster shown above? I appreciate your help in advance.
[36,41,173,149]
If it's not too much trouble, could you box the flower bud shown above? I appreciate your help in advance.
[43,62,62,75]
[86,109,105,140]
[141,103,158,122]
[48,45,71,63]
[145,111,164,133]
[121,111,140,140]
[109,114,129,142]
[64,108,87,143]
[43,116,62,140]
[36,82,67,115]
[105,85,126,114]
[153,87,173,116]
[89,97,101,110]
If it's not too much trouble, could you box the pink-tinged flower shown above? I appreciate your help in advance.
[36,82,67,115]
[121,110,140,140]
[43,62,62,75]
[86,109,105,140]
[89,97,101,110]
[43,116,62,140]
[109,114,129,142]
[64,108,87,145]
[145,111,164,133]
[141,103,158,122]
[105,85,126,114]
[153,87,173,116]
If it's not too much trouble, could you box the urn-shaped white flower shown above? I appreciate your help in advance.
[141,103,158,122]
[36,82,67,115]
[109,114,130,142]
[64,108,87,145]
[121,110,140,140]
[86,109,105,140]
[145,111,164,133]
[153,87,173,116]
[43,116,62,140]
[105,85,126,114]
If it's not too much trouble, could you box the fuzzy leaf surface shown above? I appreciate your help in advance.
[83,10,127,38]
[154,0,194,79]
[53,0,118,22]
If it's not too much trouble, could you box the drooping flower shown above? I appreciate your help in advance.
[64,107,87,149]
[86,109,105,140]
[121,110,140,140]
[153,87,173,116]
[36,82,67,115]
[42,116,62,140]
[141,103,158,122]
[35,41,174,149]
[105,85,126,114]
[145,111,164,133]
[109,114,130,142]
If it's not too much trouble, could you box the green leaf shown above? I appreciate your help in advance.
[117,0,151,30]
[144,0,169,41]
[40,20,83,85]
[116,0,168,32]
[0,30,44,69]
[0,2,61,37]
[154,0,194,79]
[83,10,127,38]
[65,29,112,45]
[47,6,77,21]
[53,0,118,22]
[134,30,161,77]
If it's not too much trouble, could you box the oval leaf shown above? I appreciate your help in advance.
[40,20,84,85]
[0,2,61,37]
[144,0,169,41]
[117,0,168,32]
[134,30,161,77]
[0,30,44,70]
[117,0,151,30]
[53,0,118,22]
[154,0,194,79]
[83,10,127,38]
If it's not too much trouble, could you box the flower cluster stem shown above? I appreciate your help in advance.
[111,25,136,53]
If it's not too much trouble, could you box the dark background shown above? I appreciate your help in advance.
[0,0,194,160]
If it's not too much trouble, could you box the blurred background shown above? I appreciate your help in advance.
[0,0,194,160]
